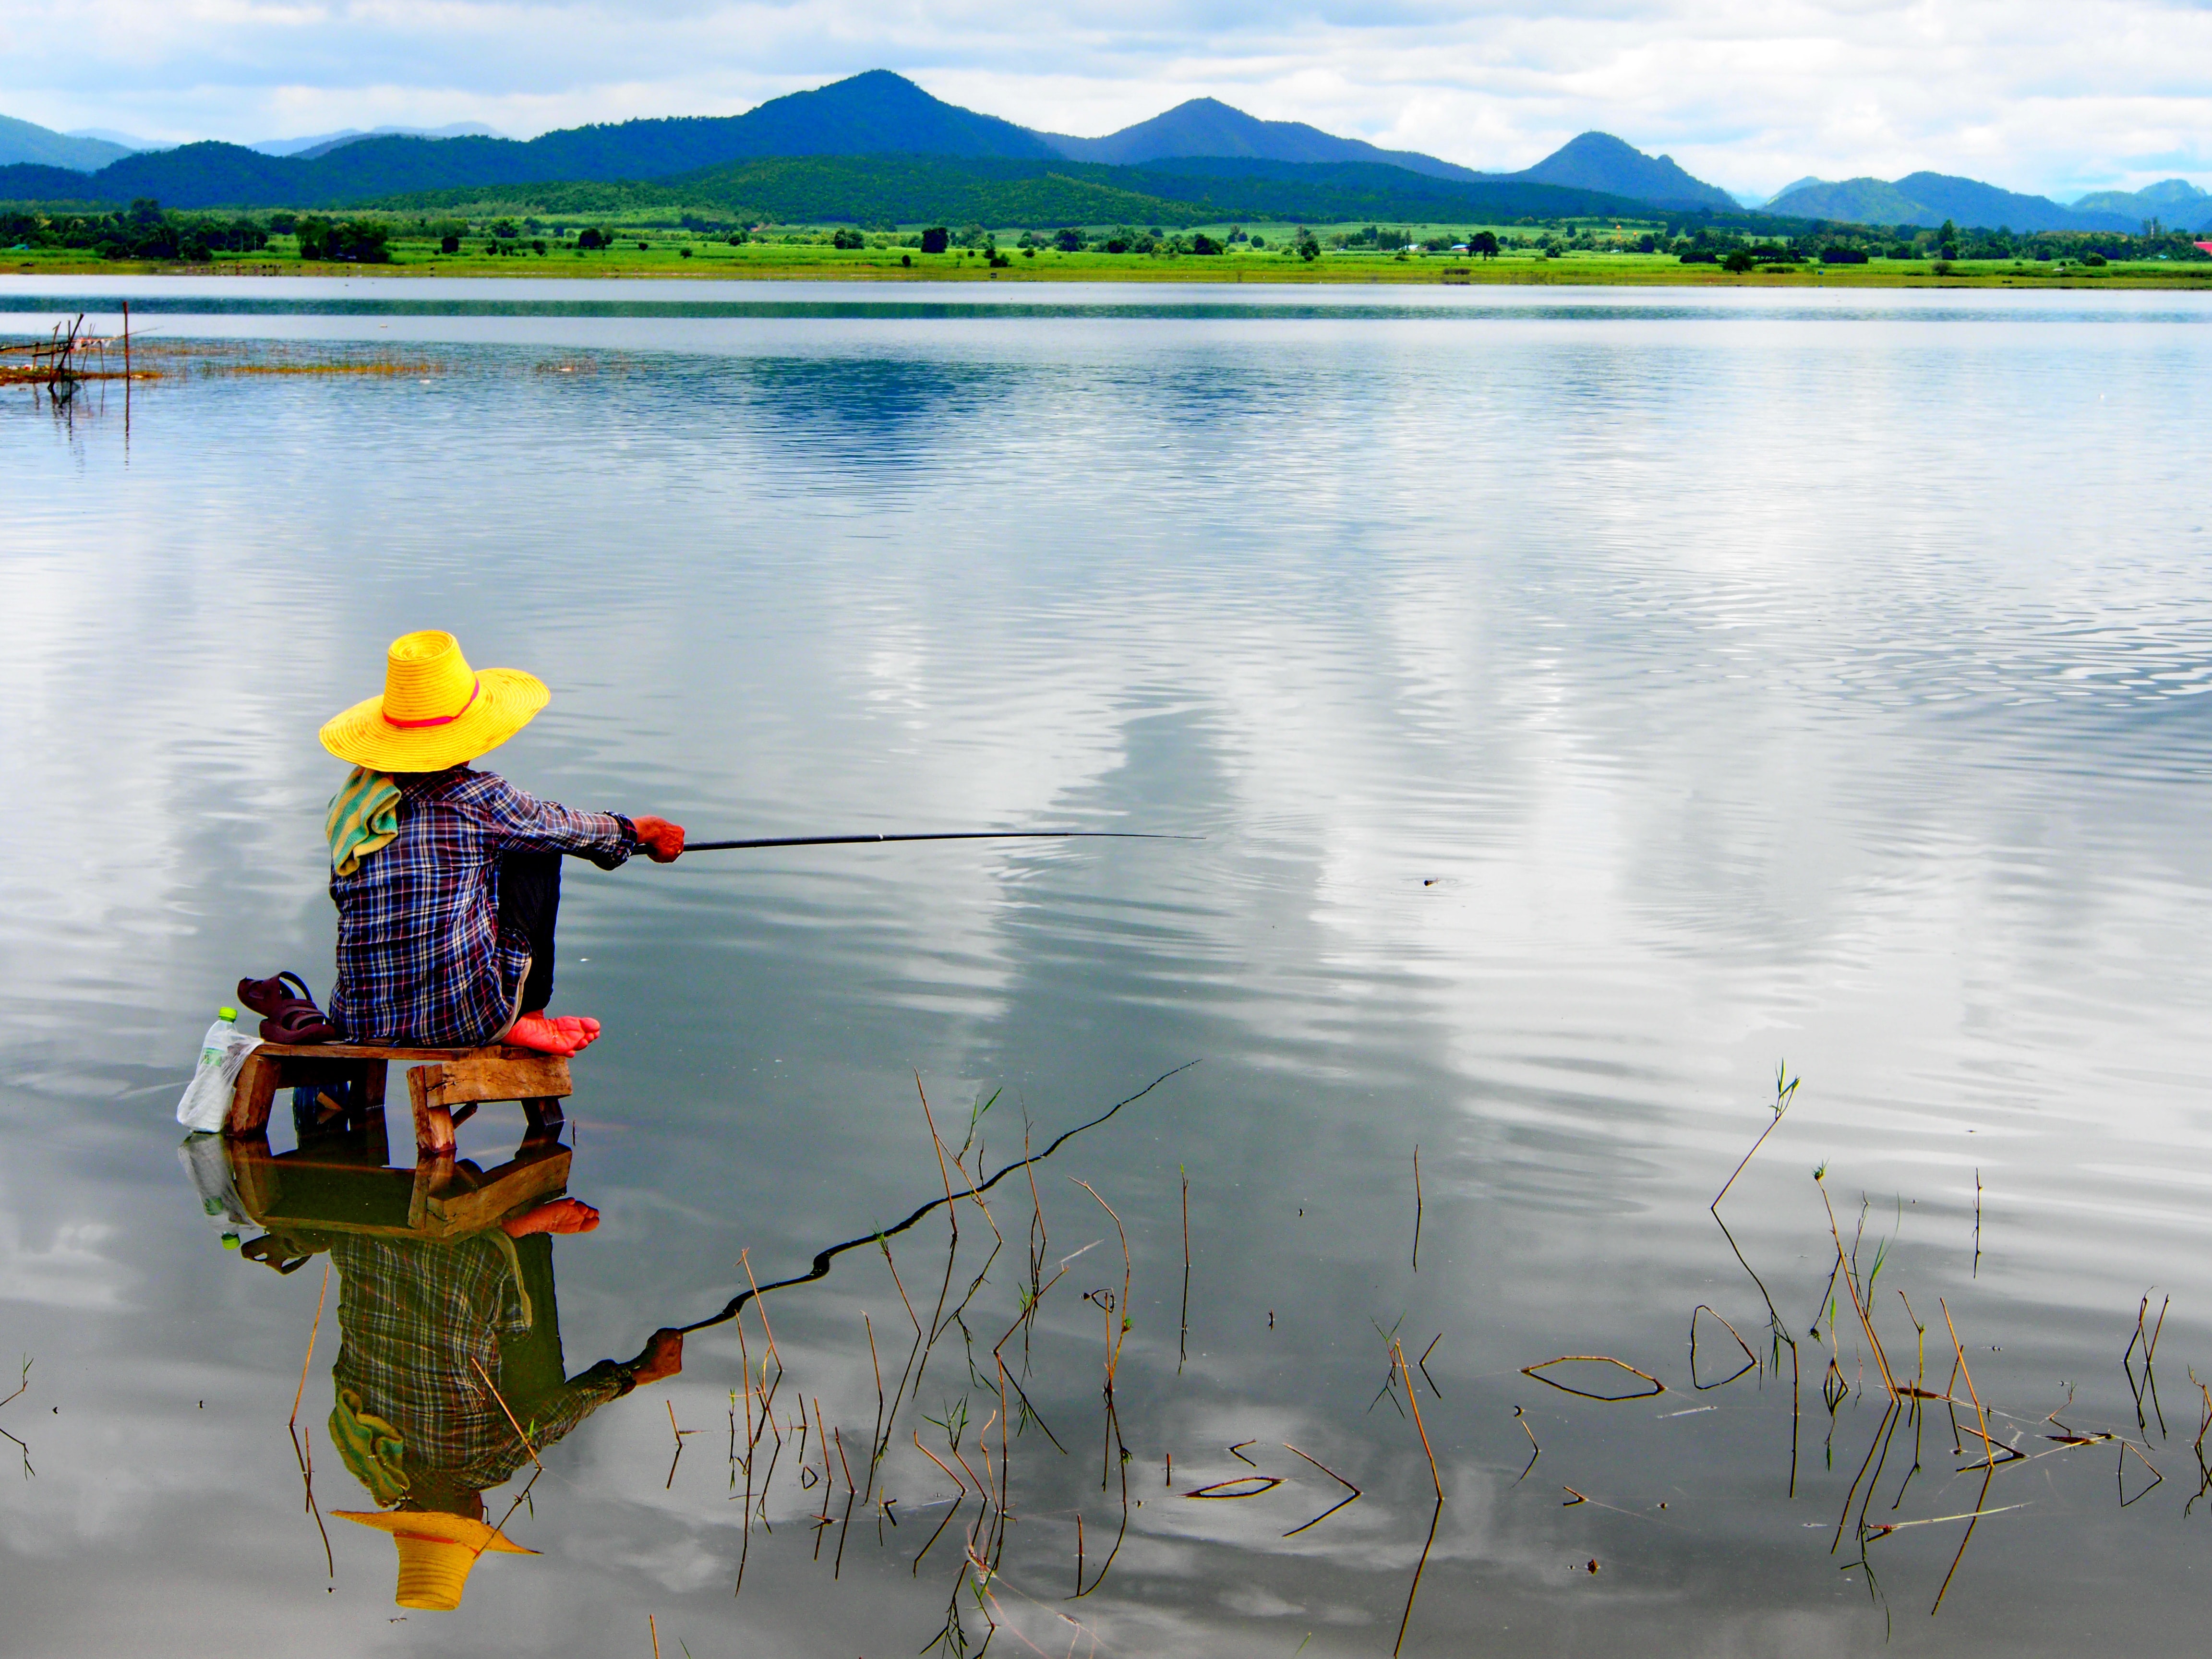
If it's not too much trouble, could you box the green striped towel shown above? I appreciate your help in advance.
[329,1385,411,1505]
[327,766,401,877]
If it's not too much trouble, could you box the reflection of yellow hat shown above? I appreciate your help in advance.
[333,1508,539,1610]
[319,631,550,773]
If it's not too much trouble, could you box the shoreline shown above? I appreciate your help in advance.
[7,252,2212,290]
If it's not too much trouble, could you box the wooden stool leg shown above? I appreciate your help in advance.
[360,1061,389,1163]
[407,1065,456,1162]
[522,1096,564,1137]
[224,1053,281,1138]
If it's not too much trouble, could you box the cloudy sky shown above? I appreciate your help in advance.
[5,0,2209,199]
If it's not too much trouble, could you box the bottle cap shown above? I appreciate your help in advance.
[217,1006,238,1022]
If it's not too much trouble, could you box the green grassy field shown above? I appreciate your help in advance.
[10,220,2211,288]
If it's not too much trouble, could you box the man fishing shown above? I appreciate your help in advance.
[284,630,685,1057]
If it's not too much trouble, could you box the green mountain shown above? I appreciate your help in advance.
[1767,171,2143,233]
[373,152,1667,230]
[1040,98,1487,184]
[0,113,136,172]
[2067,178,2210,225]
[1515,133,1737,212]
[0,72,1065,210]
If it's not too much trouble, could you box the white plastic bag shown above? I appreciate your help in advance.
[175,1013,262,1132]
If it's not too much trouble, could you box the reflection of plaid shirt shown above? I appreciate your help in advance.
[330,1234,628,1491]
[328,767,635,1046]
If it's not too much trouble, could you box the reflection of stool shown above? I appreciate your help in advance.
[223,1043,577,1240]
[225,1043,573,1161]
[225,1133,573,1241]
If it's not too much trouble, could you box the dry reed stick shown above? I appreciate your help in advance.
[1411,1145,1423,1271]
[1820,1182,1901,1400]
[470,1356,545,1473]
[1280,1443,1362,1536]
[737,1250,781,1368]
[1179,1168,1191,1372]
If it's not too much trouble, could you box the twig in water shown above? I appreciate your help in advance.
[1396,1341,1443,1501]
[1713,1062,1798,1209]
[1522,1356,1666,1401]
[288,1265,335,1576]
[1513,1406,1539,1481]
[1187,1475,1283,1499]
[469,1355,545,1475]
[2118,1437,2164,1507]
[290,1263,330,1428]
[1417,1334,1443,1401]
[1863,1502,2027,1538]
[2123,1293,2170,1440]
[1931,1298,2001,1616]
[1819,1179,1901,1401]
[666,1398,699,1491]
[1972,1169,1982,1278]
[736,1250,781,1368]
[1395,1494,1444,1659]
[1411,1144,1423,1272]
[1691,1305,1758,1390]
[1281,1443,1362,1536]
[0,1357,29,1479]
[1179,1167,1191,1372]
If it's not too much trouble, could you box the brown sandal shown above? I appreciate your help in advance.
[238,971,340,1044]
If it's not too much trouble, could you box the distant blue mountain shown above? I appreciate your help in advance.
[1512,132,1737,211]
[0,113,136,172]
[1038,98,1487,184]
[1766,172,2154,234]
[1041,101,1738,210]
[2066,178,2210,226]
[252,123,504,159]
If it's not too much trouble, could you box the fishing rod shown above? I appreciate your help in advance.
[683,830,1198,852]
[673,1060,1197,1335]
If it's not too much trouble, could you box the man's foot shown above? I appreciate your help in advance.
[501,1197,601,1237]
[505,1011,601,1057]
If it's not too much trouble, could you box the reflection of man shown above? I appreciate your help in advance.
[325,1203,682,1610]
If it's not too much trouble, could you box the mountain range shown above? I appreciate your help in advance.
[0,72,1738,218]
[251,122,504,159]
[0,70,2202,234]
[1766,172,2194,233]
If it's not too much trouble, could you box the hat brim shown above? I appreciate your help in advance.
[319,668,549,773]
[333,1509,538,1554]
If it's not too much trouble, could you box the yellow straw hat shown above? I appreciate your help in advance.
[320,630,550,773]
[334,1508,539,1611]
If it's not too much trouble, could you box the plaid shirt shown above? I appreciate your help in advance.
[328,768,636,1046]
[330,1234,629,1492]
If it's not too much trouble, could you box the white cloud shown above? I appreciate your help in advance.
[1,0,2208,198]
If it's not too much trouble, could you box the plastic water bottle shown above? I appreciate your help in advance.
[176,1007,257,1132]
[197,1007,240,1073]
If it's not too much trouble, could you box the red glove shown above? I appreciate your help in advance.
[629,1329,685,1384]
[633,816,685,863]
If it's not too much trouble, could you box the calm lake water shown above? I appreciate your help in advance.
[4,276,2212,1657]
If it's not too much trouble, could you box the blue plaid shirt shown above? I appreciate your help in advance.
[330,1234,629,1492]
[329,768,636,1046]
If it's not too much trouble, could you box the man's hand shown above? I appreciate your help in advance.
[633,816,685,863]
[629,1328,684,1385]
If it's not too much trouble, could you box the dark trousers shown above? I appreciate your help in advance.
[496,1233,568,1408]
[498,852,563,1015]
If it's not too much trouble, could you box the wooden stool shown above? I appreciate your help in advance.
[225,1041,573,1162]
[224,1132,573,1241]
[223,1042,577,1241]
